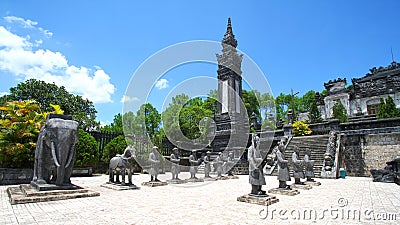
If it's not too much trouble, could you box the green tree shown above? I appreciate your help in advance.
[377,98,387,119]
[332,101,348,123]
[242,90,261,121]
[101,113,123,133]
[75,129,99,167]
[0,100,63,168]
[377,96,400,119]
[308,101,323,123]
[0,79,99,130]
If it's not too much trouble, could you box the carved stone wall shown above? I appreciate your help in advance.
[342,132,400,176]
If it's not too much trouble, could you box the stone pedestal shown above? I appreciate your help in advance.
[185,178,204,183]
[101,182,139,190]
[7,184,99,204]
[268,188,300,196]
[305,181,321,186]
[203,177,218,181]
[290,184,312,190]
[216,176,229,180]
[167,179,187,184]
[141,181,168,187]
[237,194,279,206]
[30,181,81,191]
[225,175,239,179]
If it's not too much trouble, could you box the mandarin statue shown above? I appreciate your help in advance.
[248,134,267,196]
[304,148,315,181]
[292,146,305,185]
[148,146,161,182]
[204,151,212,178]
[32,114,78,187]
[189,150,202,179]
[276,142,291,189]
[170,147,181,180]
[109,145,136,185]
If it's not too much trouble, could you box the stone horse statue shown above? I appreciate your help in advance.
[109,145,136,185]
[32,114,78,187]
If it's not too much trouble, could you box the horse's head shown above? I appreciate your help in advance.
[124,145,136,158]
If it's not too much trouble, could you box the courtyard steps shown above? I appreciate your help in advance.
[271,134,329,178]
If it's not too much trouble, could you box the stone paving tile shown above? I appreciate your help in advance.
[1,174,399,224]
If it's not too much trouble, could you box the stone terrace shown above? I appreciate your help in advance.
[1,173,399,225]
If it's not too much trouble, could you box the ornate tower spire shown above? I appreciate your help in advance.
[222,17,238,48]
[216,18,243,115]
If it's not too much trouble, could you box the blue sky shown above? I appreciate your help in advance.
[1,1,399,125]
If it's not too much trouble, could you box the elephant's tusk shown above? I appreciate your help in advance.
[51,141,60,167]
[65,144,75,168]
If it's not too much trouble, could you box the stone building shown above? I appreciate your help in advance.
[317,61,400,119]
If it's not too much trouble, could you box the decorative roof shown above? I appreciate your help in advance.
[352,61,400,83]
[222,18,238,48]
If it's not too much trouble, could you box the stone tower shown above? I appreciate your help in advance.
[212,18,248,154]
[216,18,243,115]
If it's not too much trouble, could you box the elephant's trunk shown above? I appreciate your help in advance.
[51,141,60,167]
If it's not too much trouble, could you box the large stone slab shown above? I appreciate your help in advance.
[237,194,279,206]
[141,181,168,187]
[268,188,300,196]
[7,184,99,204]
[30,181,82,191]
[100,182,139,190]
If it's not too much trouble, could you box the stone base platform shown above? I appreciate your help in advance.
[101,182,139,190]
[141,181,168,187]
[290,184,312,190]
[225,175,239,179]
[305,181,321,186]
[237,194,279,206]
[268,188,300,196]
[203,177,218,181]
[216,176,229,180]
[167,179,187,184]
[185,178,204,183]
[7,184,99,205]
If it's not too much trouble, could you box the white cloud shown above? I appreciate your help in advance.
[154,78,169,90]
[0,91,9,96]
[120,95,140,103]
[4,16,52,37]
[0,18,115,104]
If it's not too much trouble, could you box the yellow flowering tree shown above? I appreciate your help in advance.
[0,100,63,168]
[292,120,312,136]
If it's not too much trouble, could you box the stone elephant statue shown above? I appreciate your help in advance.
[32,114,79,186]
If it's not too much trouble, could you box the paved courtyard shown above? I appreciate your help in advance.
[1,173,399,225]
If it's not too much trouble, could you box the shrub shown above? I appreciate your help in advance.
[74,129,99,167]
[102,135,127,162]
[292,120,312,136]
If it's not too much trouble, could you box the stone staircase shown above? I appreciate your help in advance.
[271,134,329,178]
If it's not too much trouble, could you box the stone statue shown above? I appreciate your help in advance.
[276,142,291,189]
[189,150,201,179]
[204,151,212,178]
[224,151,235,176]
[109,145,136,185]
[304,148,315,181]
[148,146,161,182]
[32,114,78,187]
[292,146,305,185]
[215,152,224,177]
[248,134,266,196]
[170,147,180,180]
